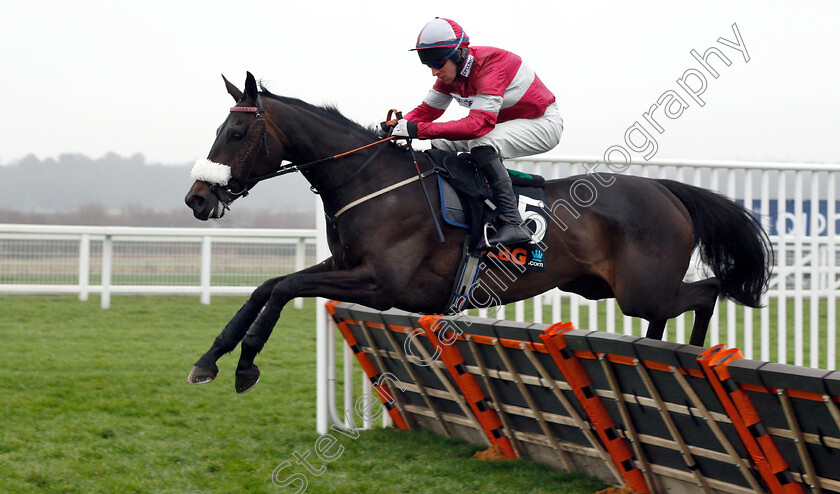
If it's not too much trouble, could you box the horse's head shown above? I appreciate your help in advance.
[185,72,284,220]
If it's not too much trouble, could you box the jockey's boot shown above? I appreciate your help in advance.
[471,145,532,248]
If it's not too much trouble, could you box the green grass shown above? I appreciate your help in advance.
[0,295,607,494]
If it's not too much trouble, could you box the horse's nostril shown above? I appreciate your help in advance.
[186,193,205,211]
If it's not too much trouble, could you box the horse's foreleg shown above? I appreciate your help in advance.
[187,277,281,384]
[188,257,335,385]
[234,264,387,394]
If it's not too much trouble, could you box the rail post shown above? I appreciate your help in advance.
[101,234,112,309]
[78,233,90,301]
[200,235,212,305]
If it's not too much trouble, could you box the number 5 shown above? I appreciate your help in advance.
[517,195,547,244]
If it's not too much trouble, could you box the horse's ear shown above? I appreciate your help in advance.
[222,74,243,102]
[244,71,258,101]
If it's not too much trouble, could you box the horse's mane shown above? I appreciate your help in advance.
[259,85,380,140]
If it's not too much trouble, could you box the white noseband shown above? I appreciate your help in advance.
[191,159,232,186]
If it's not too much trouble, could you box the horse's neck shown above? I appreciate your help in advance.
[270,100,404,213]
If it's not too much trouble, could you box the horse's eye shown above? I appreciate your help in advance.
[230,131,243,142]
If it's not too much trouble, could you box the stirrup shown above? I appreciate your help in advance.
[478,222,495,250]
[479,222,531,250]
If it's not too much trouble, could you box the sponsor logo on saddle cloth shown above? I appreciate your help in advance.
[484,193,547,273]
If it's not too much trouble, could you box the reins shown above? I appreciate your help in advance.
[214,97,398,202]
[243,108,402,188]
[244,135,398,192]
[216,104,442,237]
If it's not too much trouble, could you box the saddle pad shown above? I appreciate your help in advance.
[438,176,549,273]
[438,176,469,228]
[485,184,549,273]
[439,178,549,236]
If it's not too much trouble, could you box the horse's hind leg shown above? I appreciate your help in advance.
[646,319,668,340]
[620,277,721,346]
[647,278,721,346]
[686,278,722,346]
[188,257,336,385]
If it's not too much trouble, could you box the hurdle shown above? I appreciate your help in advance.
[327,301,840,494]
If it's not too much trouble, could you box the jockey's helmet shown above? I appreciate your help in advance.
[412,18,470,69]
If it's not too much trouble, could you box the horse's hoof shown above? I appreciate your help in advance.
[188,364,218,384]
[235,365,260,394]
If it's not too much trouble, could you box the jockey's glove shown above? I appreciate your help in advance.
[390,119,418,139]
[373,119,397,138]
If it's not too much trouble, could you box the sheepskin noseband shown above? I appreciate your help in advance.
[191,159,232,186]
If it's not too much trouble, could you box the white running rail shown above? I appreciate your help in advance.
[0,224,316,309]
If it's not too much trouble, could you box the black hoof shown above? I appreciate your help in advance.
[188,363,218,384]
[235,364,261,394]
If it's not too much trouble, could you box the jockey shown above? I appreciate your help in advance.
[389,17,563,248]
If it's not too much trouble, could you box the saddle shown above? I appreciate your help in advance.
[422,149,550,313]
[423,149,547,253]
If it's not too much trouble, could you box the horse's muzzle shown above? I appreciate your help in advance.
[185,182,224,220]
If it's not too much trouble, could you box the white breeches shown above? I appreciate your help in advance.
[431,102,563,159]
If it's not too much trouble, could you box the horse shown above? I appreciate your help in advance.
[185,72,772,394]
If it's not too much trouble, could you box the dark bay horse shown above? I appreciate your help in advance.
[185,73,772,393]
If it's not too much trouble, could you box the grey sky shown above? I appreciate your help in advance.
[1,0,838,165]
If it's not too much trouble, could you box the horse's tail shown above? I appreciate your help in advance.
[655,179,773,308]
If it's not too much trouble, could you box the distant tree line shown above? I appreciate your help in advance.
[0,152,316,228]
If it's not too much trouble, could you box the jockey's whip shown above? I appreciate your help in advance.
[390,110,446,244]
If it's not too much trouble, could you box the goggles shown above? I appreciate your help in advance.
[425,57,450,70]
[419,30,465,70]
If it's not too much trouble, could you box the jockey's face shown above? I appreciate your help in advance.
[431,59,457,84]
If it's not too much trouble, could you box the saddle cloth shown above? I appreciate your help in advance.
[423,149,549,312]
[423,149,548,254]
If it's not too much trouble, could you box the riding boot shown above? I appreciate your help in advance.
[471,145,532,248]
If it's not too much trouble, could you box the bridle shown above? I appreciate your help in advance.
[207,94,270,206]
[206,99,400,206]
[201,104,431,224]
